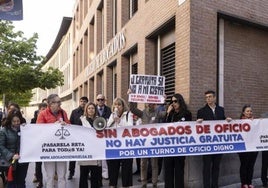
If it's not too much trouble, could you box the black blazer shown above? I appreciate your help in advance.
[70,107,83,125]
[197,104,226,120]
[166,109,192,123]
[97,105,112,120]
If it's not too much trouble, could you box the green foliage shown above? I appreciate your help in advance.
[4,90,33,107]
[0,20,64,107]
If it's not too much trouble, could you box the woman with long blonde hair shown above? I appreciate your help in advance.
[107,97,134,188]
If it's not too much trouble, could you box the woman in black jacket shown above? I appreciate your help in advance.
[0,109,29,188]
[164,93,192,188]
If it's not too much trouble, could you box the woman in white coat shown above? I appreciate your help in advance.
[79,102,101,188]
[107,97,134,188]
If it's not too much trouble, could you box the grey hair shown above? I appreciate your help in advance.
[47,94,59,104]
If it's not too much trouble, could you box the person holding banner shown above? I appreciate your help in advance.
[36,94,70,188]
[96,94,112,183]
[79,102,102,188]
[238,105,258,188]
[128,89,166,188]
[31,102,47,188]
[107,97,134,188]
[0,109,29,188]
[197,90,231,188]
[68,96,88,180]
[164,93,192,188]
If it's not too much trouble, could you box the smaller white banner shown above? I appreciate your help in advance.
[128,74,165,104]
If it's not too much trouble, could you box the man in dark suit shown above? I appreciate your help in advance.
[96,94,112,183]
[96,94,112,120]
[68,96,88,180]
[197,90,231,188]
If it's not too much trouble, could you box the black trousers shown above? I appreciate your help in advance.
[107,159,133,187]
[7,162,29,188]
[135,158,141,172]
[262,151,268,185]
[203,154,222,188]
[69,161,76,175]
[158,157,163,175]
[238,152,258,185]
[35,162,42,183]
[164,156,185,188]
[79,165,100,188]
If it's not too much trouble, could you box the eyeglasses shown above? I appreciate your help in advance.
[97,99,104,101]
[172,100,178,103]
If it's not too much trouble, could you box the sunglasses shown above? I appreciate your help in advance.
[172,100,178,103]
[97,99,104,101]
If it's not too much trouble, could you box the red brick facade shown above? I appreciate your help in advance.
[37,0,268,187]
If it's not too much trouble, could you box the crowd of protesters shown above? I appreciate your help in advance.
[0,90,267,188]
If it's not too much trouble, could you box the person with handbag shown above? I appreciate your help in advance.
[0,109,29,188]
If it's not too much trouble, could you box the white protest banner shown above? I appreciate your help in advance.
[19,124,104,162]
[20,119,268,162]
[128,74,165,104]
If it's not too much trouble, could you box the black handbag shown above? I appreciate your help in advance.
[0,155,10,169]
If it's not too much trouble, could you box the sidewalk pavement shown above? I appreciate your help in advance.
[25,162,266,188]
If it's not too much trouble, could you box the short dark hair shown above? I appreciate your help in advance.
[204,90,216,96]
[80,96,88,102]
[38,102,48,110]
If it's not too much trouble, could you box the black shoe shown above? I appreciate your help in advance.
[133,170,140,175]
[67,174,73,180]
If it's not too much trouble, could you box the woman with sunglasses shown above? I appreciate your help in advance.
[164,93,192,188]
[0,109,29,188]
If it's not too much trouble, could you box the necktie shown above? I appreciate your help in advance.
[99,108,103,116]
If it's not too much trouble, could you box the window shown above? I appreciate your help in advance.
[112,0,117,36]
[161,43,175,99]
[113,70,117,99]
[132,63,138,74]
[129,0,138,18]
